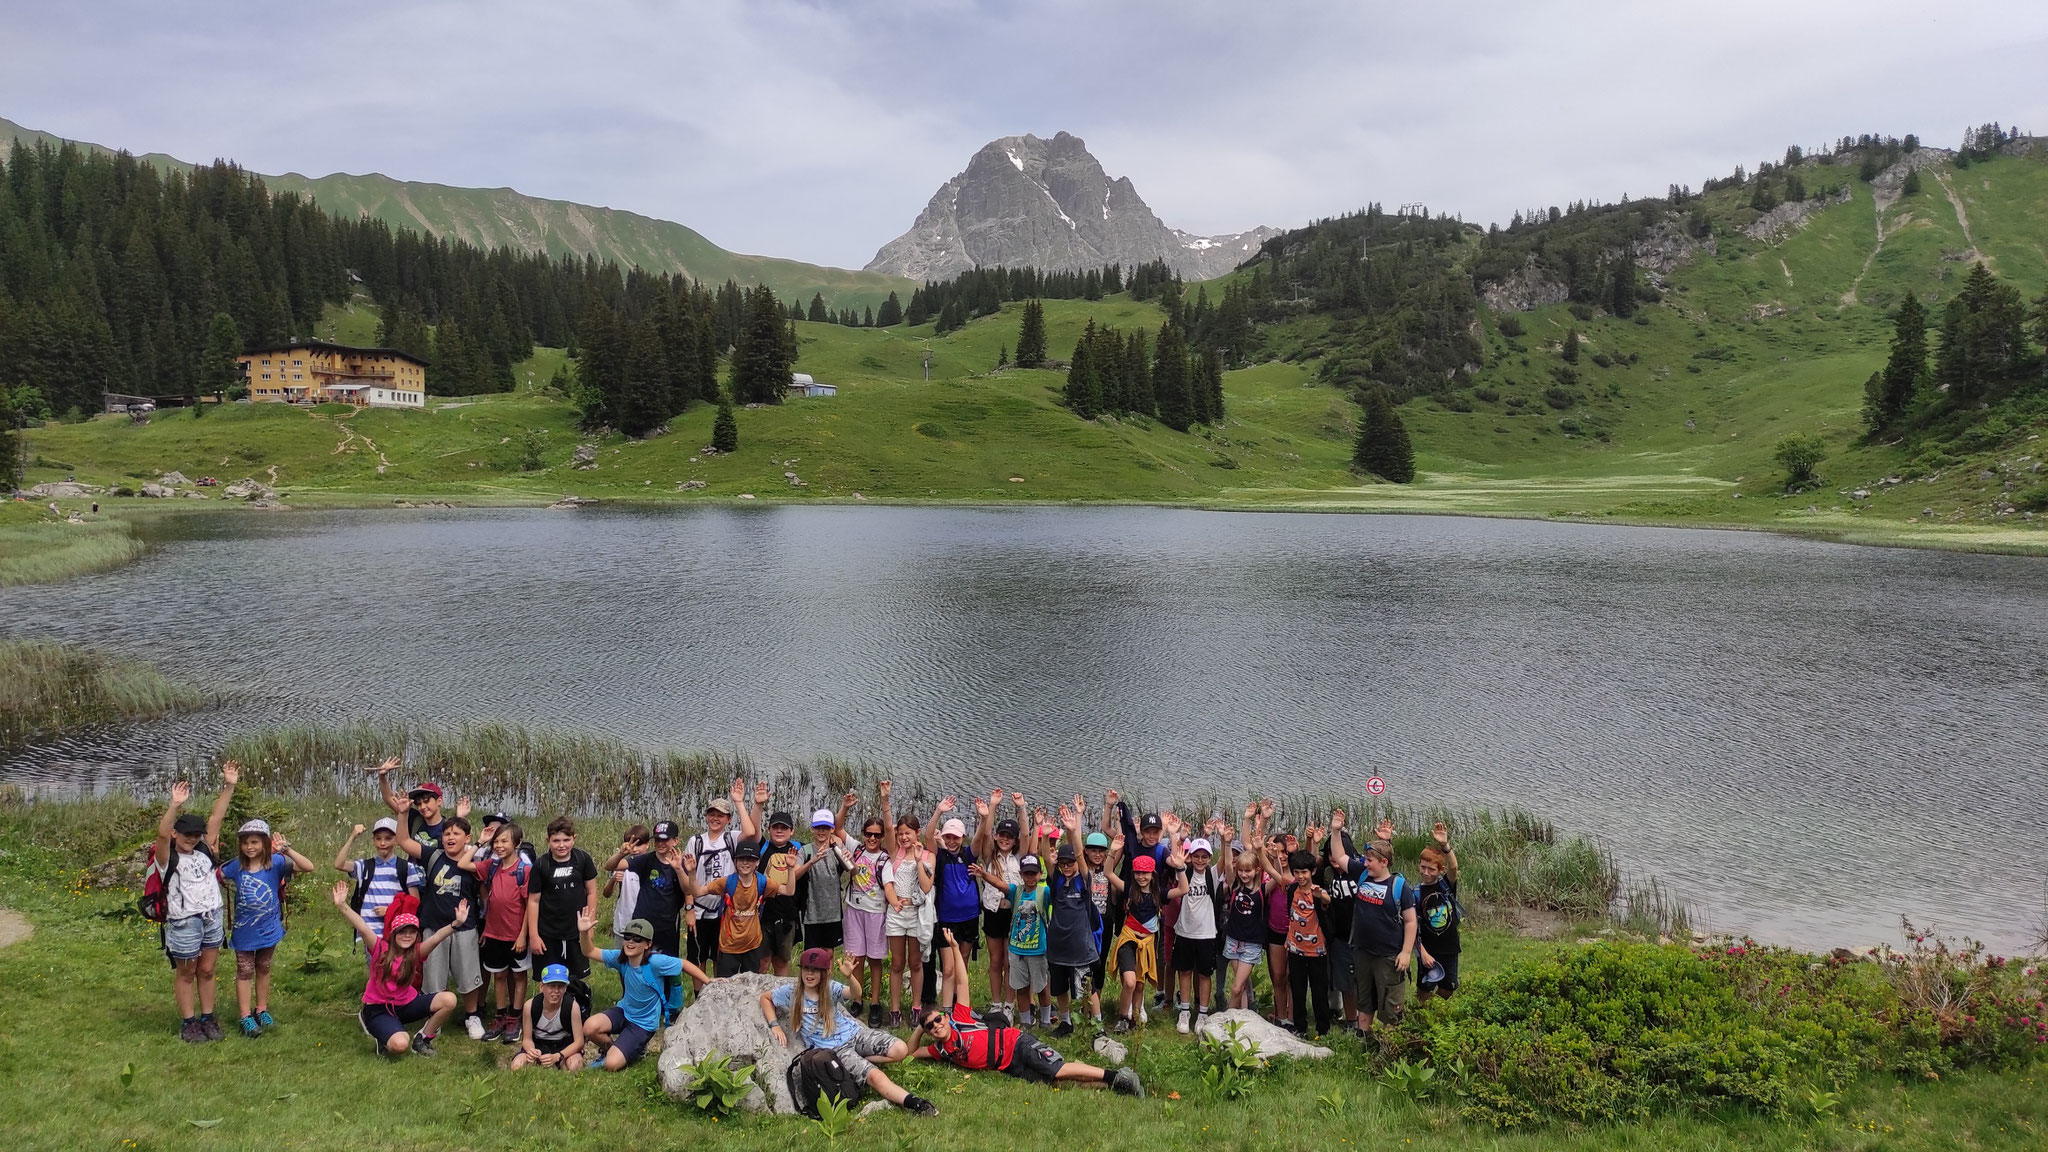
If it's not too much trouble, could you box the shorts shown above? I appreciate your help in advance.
[361,991,434,1050]
[715,947,762,978]
[1116,942,1138,975]
[531,1028,576,1056]
[687,921,720,968]
[1008,952,1050,993]
[233,945,276,979]
[594,1007,656,1065]
[766,918,799,961]
[830,1024,902,1080]
[1222,936,1264,965]
[803,921,843,951]
[1418,950,1460,993]
[982,907,1013,945]
[1173,935,1220,974]
[1051,963,1089,997]
[885,904,924,938]
[480,935,531,974]
[1358,953,1407,1019]
[844,908,888,960]
[1328,938,1356,997]
[937,917,980,958]
[165,909,224,961]
[425,928,484,996]
[652,924,682,959]
[536,935,588,983]
[1001,1032,1066,1084]
[1089,953,1107,995]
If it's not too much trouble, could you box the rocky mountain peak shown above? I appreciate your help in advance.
[866,132,1275,282]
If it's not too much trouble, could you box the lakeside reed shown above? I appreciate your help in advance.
[0,638,214,748]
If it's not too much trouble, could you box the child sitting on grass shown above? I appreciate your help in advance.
[578,908,709,1070]
[218,818,316,1038]
[331,884,466,1057]
[152,765,237,1043]
[511,963,585,1070]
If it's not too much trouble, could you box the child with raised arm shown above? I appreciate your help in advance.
[1044,800,1103,1037]
[1283,846,1335,1036]
[795,795,857,953]
[1327,810,1417,1035]
[333,815,419,945]
[474,820,533,1041]
[331,883,465,1057]
[909,928,1143,1097]
[218,815,316,1038]
[1106,851,1166,1033]
[973,789,1028,1014]
[1415,822,1462,1000]
[1167,813,1222,1035]
[883,799,933,1027]
[761,947,937,1115]
[153,766,237,1042]
[1219,802,1277,1014]
[578,908,706,1070]
[839,813,895,1024]
[511,963,585,1071]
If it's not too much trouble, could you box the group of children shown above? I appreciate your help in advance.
[151,768,1461,1114]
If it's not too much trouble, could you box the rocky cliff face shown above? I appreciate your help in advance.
[866,132,1275,282]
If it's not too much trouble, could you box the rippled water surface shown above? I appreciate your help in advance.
[5,506,2045,949]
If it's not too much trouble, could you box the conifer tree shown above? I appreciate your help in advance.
[1562,329,1581,364]
[807,294,828,323]
[199,312,243,398]
[1937,263,2029,403]
[1352,388,1416,483]
[997,345,1008,370]
[863,305,874,328]
[712,399,739,452]
[1124,329,1152,416]
[2030,288,2048,378]
[881,291,906,327]
[1200,346,1225,422]
[1063,321,1100,417]
[1015,299,1048,368]
[1153,323,1193,431]
[1901,169,1922,196]
[1609,253,1636,318]
[729,285,792,404]
[1866,293,1928,433]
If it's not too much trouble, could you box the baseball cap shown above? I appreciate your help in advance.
[705,798,735,816]
[482,811,510,827]
[733,840,760,860]
[995,819,1020,838]
[653,821,680,841]
[1140,813,1163,831]
[768,811,795,829]
[1187,837,1213,856]
[1055,844,1077,862]
[541,964,571,985]
[799,947,833,970]
[172,813,207,836]
[1019,854,1041,873]
[408,782,443,800]
[811,808,837,828]
[941,818,967,839]
[1131,855,1156,874]
[236,819,272,838]
[623,919,654,941]
[1084,832,1109,849]
[387,911,420,933]
[371,817,400,835]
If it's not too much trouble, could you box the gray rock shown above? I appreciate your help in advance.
[25,481,103,498]
[1091,1034,1128,1065]
[157,471,191,486]
[1194,1009,1333,1060]
[139,483,173,498]
[223,479,276,500]
[1481,256,1570,314]
[657,972,796,1115]
[571,443,599,471]
[865,132,1274,281]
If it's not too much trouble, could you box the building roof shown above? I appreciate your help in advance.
[240,339,428,366]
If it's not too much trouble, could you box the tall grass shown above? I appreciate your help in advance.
[181,720,1673,924]
[0,639,214,748]
[0,518,145,586]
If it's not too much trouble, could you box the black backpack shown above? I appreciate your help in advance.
[787,1047,866,1119]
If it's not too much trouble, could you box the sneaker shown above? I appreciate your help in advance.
[480,1014,505,1042]
[1112,1016,1131,1033]
[179,1018,206,1044]
[1110,1067,1146,1098]
[500,1020,522,1045]
[1054,1018,1074,1038]
[1176,1007,1191,1034]
[866,1004,885,1027]
[200,1015,223,1041]
[464,1014,486,1041]
[255,1009,276,1030]
[413,1032,438,1057]
[1195,1010,1211,1034]
[903,1093,939,1117]
[889,1010,902,1028]
[1136,1003,1148,1026]
[240,1015,262,1038]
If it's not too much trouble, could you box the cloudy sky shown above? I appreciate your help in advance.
[5,0,2045,270]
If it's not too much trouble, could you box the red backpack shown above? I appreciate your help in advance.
[139,839,217,924]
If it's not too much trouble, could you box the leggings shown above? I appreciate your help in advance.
[1288,952,1332,1035]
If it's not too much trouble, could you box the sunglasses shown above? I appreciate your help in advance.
[623,935,650,945]
[863,831,884,839]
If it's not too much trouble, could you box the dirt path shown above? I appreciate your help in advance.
[1932,170,1988,268]
[332,419,392,474]
[0,909,31,949]
[1844,185,1894,307]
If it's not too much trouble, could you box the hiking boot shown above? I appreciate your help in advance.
[889,1010,902,1028]
[479,1013,504,1042]
[1176,1007,1191,1034]
[464,1014,486,1041]
[1053,1018,1074,1038]
[500,1020,522,1044]
[1112,1016,1131,1033]
[200,1015,223,1041]
[1110,1068,1145,1098]
[903,1093,939,1117]
[255,1009,276,1030]
[179,1018,207,1044]
[240,1015,262,1038]
[413,1031,438,1057]
[866,1004,885,1027]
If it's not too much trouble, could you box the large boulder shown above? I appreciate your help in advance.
[157,471,191,486]
[139,483,173,498]
[25,481,102,498]
[223,478,276,501]
[656,971,798,1114]
[1195,1009,1334,1060]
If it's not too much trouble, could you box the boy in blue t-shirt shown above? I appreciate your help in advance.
[1325,810,1416,1036]
[576,908,706,1069]
[217,819,317,1038]
[978,855,1053,1028]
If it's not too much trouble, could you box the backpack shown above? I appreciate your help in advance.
[349,855,413,915]
[723,872,766,910]
[140,839,217,923]
[688,834,734,912]
[786,1047,866,1119]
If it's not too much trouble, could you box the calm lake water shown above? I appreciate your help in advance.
[5,506,2045,950]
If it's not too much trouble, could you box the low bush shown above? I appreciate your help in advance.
[1569,303,1595,321]
[1473,387,1500,403]
[1496,315,1525,338]
[1543,386,1578,411]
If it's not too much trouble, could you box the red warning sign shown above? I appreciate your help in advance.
[1366,776,1386,796]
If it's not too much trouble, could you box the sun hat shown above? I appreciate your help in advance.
[172,813,207,836]
[941,818,967,839]
[483,811,511,828]
[407,782,443,800]
[623,918,654,941]
[541,964,571,985]
[371,817,400,835]
[768,811,795,829]
[237,819,272,838]
[1131,855,1156,874]
[799,947,833,970]
[705,798,735,816]
[1187,838,1213,856]
[811,808,837,829]
[1084,832,1109,849]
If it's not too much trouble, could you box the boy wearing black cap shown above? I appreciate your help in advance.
[682,779,760,982]
[681,835,781,977]
[153,766,237,1042]
[752,786,806,976]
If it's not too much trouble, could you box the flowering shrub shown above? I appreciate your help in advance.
[1882,920,2047,1076]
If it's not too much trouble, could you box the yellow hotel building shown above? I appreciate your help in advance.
[238,341,428,409]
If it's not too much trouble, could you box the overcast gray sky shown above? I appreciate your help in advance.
[6,0,2045,270]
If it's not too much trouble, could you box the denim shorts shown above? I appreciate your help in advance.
[1222,936,1264,965]
[166,909,225,961]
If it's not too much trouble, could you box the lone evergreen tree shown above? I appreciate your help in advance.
[199,312,243,399]
[1865,293,1928,433]
[1937,263,2029,404]
[1352,388,1416,483]
[730,286,793,404]
[807,294,827,323]
[1015,300,1047,368]
[1562,329,1581,364]
[1063,321,1099,417]
[1609,253,1636,318]
[1152,323,1193,431]
[1901,169,1922,196]
[712,399,739,453]
[876,291,903,328]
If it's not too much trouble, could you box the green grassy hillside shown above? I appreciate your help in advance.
[0,116,912,309]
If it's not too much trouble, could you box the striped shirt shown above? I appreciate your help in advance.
[358,855,419,937]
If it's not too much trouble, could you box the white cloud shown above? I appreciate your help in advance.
[3,0,2044,269]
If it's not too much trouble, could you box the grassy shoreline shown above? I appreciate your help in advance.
[0,638,214,749]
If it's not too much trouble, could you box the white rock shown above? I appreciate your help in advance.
[25,481,102,498]
[657,972,795,1114]
[139,483,173,498]
[1092,1034,1128,1065]
[157,471,191,486]
[1194,1009,1332,1060]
